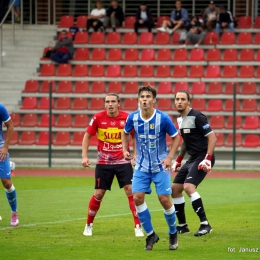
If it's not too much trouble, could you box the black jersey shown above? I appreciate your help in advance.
[177,108,213,157]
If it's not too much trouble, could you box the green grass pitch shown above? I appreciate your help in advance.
[0,176,260,260]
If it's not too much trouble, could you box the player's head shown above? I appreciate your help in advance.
[174,90,191,113]
[104,93,120,116]
[138,85,156,110]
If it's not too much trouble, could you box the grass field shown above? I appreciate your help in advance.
[0,175,260,260]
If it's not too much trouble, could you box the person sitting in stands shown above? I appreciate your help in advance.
[86,1,106,32]
[134,2,153,34]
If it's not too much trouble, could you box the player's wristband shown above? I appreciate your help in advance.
[204,154,212,161]
[176,155,184,163]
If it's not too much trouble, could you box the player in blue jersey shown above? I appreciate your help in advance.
[122,85,180,251]
[0,103,19,226]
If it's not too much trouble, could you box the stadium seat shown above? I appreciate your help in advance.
[256,66,260,78]
[58,31,73,40]
[214,133,224,147]
[154,32,170,44]
[140,49,155,61]
[76,15,88,28]
[223,82,239,94]
[236,16,252,28]
[236,32,252,44]
[209,115,224,129]
[243,116,259,130]
[55,114,72,127]
[89,98,104,110]
[190,82,205,94]
[240,82,256,94]
[38,97,54,110]
[125,81,139,93]
[73,81,89,93]
[19,131,36,145]
[241,99,257,112]
[219,32,235,44]
[53,132,70,146]
[71,132,85,146]
[239,65,254,78]
[253,16,260,28]
[107,48,122,61]
[71,97,88,110]
[173,82,189,93]
[242,134,259,147]
[21,114,38,127]
[207,99,222,111]
[91,48,106,60]
[23,80,39,93]
[189,65,204,78]
[123,65,137,77]
[191,99,205,111]
[89,32,104,44]
[171,32,180,44]
[38,114,55,127]
[91,81,106,93]
[203,32,219,44]
[225,133,242,147]
[138,32,153,44]
[39,64,55,76]
[36,131,53,145]
[106,32,121,44]
[73,48,89,60]
[89,65,104,77]
[206,49,220,61]
[222,49,237,61]
[156,16,170,27]
[208,82,222,94]
[56,64,72,76]
[156,49,171,61]
[41,47,54,60]
[55,97,71,110]
[255,50,260,61]
[122,32,137,44]
[40,80,55,93]
[173,65,187,77]
[72,114,89,128]
[224,99,240,111]
[56,81,72,93]
[124,16,135,28]
[10,131,18,145]
[10,113,21,127]
[124,48,138,61]
[123,98,138,110]
[253,32,260,44]
[172,49,187,61]
[72,64,88,77]
[107,81,122,93]
[239,49,254,61]
[106,65,121,77]
[222,65,237,78]
[73,31,88,44]
[157,98,172,110]
[143,81,155,87]
[140,65,154,77]
[205,65,220,77]
[226,116,242,129]
[157,82,172,94]
[156,65,170,77]
[189,48,204,61]
[20,97,37,109]
[58,15,74,28]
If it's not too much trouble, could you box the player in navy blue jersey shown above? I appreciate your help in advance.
[0,103,19,226]
[171,90,217,236]
[122,85,180,251]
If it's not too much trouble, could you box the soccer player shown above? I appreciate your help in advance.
[0,103,19,226]
[122,85,180,251]
[171,90,217,236]
[82,93,143,237]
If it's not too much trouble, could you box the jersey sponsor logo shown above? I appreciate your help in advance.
[138,134,145,138]
[202,124,210,130]
[150,123,154,129]
[150,142,156,148]
[104,131,122,140]
[101,122,107,124]
[184,129,190,133]
[149,135,156,139]
[103,142,122,151]
[98,128,123,143]
[110,121,116,126]
[120,120,125,126]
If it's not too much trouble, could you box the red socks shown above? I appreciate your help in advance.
[128,195,141,227]
[87,195,102,224]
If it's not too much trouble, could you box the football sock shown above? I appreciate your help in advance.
[164,204,177,234]
[173,196,187,225]
[136,202,153,235]
[5,184,17,212]
[87,195,102,224]
[128,195,141,227]
[190,192,207,222]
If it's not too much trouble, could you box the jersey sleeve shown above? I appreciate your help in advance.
[124,115,133,134]
[86,115,98,136]
[165,115,178,137]
[195,113,213,136]
[0,103,10,123]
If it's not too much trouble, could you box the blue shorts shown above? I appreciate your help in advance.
[132,169,172,195]
[0,154,11,179]
[9,0,20,7]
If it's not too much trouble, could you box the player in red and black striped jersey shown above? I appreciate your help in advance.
[82,93,143,237]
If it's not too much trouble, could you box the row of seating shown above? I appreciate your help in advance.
[56,31,260,45]
[20,96,260,112]
[22,80,260,95]
[39,63,260,78]
[58,15,260,29]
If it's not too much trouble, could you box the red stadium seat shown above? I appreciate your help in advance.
[107,81,122,93]
[20,97,37,109]
[10,131,18,145]
[223,82,239,94]
[36,131,53,146]
[239,49,254,61]
[207,99,222,111]
[143,81,155,87]
[209,115,224,129]
[53,132,70,146]
[253,32,260,44]
[203,32,219,44]
[89,65,104,77]
[237,16,252,28]
[56,64,72,76]
[73,31,88,44]
[122,32,137,44]
[123,65,137,77]
[173,65,187,77]
[58,15,74,28]
[21,113,38,127]
[72,114,89,128]
[91,48,106,60]
[107,48,122,61]
[138,32,153,44]
[156,16,170,27]
[222,65,237,78]
[71,132,85,146]
[73,48,89,60]
[55,114,72,127]
[208,82,222,94]
[89,98,104,110]
[206,49,220,61]
[220,32,235,44]
[40,80,55,93]
[215,133,224,147]
[256,66,260,78]
[157,98,172,111]
[243,116,259,130]
[190,82,205,94]
[106,32,121,44]
[157,82,172,94]
[72,64,88,77]
[156,65,170,77]
[189,65,204,78]
[171,32,180,44]
[191,99,205,111]
[39,64,55,76]
[38,97,54,110]
[23,80,39,93]
[173,82,188,93]
[241,99,257,112]
[236,32,252,44]
[123,98,138,110]
[255,50,260,61]
[124,16,135,28]
[205,65,220,78]
[71,97,88,110]
[41,46,54,60]
[225,133,242,147]
[140,65,154,77]
[239,65,254,78]
[140,49,155,61]
[240,82,256,94]
[76,15,88,28]
[56,81,72,93]
[19,131,36,145]
[89,32,104,44]
[156,49,171,61]
[91,81,106,93]
[125,82,139,93]
[226,116,242,129]
[106,65,121,77]
[10,113,21,127]
[73,81,89,93]
[243,134,259,148]
[38,114,55,127]
[172,49,187,61]
[124,48,138,61]
[154,32,170,44]
[253,16,260,28]
[189,48,204,61]
[224,99,240,112]
[222,49,237,61]
[55,97,71,110]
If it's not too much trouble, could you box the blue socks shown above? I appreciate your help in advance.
[5,184,17,212]
[136,202,153,235]
[164,205,177,234]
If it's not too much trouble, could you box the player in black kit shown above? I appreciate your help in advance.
[171,90,217,236]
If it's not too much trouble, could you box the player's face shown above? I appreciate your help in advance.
[139,91,156,110]
[105,96,119,116]
[175,92,190,113]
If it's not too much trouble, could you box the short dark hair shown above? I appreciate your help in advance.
[61,30,67,33]
[219,5,226,11]
[175,90,191,101]
[138,85,157,98]
[140,2,147,6]
[105,93,120,102]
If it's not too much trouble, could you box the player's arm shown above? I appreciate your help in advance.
[130,133,136,166]
[82,132,92,167]
[121,131,133,160]
[172,141,186,172]
[0,119,14,161]
[163,134,180,169]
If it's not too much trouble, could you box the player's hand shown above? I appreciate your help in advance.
[123,151,133,161]
[131,155,136,167]
[159,156,172,171]
[0,146,8,161]
[198,154,212,173]
[82,157,90,168]
[171,155,184,172]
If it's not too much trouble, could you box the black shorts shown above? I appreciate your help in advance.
[95,164,133,190]
[173,153,215,187]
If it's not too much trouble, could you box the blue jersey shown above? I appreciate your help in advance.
[124,109,178,173]
[0,103,11,149]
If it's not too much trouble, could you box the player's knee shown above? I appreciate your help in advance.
[94,189,105,200]
[1,179,12,189]
[133,193,144,206]
[171,183,183,196]
[158,195,171,208]
[183,183,196,196]
[123,184,132,196]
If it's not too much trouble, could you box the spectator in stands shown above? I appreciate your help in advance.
[202,1,218,32]
[180,26,206,48]
[216,5,234,34]
[134,2,154,34]
[51,30,74,64]
[157,0,189,34]
[86,1,106,32]
[103,0,124,32]
[185,15,201,31]
[9,0,20,23]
